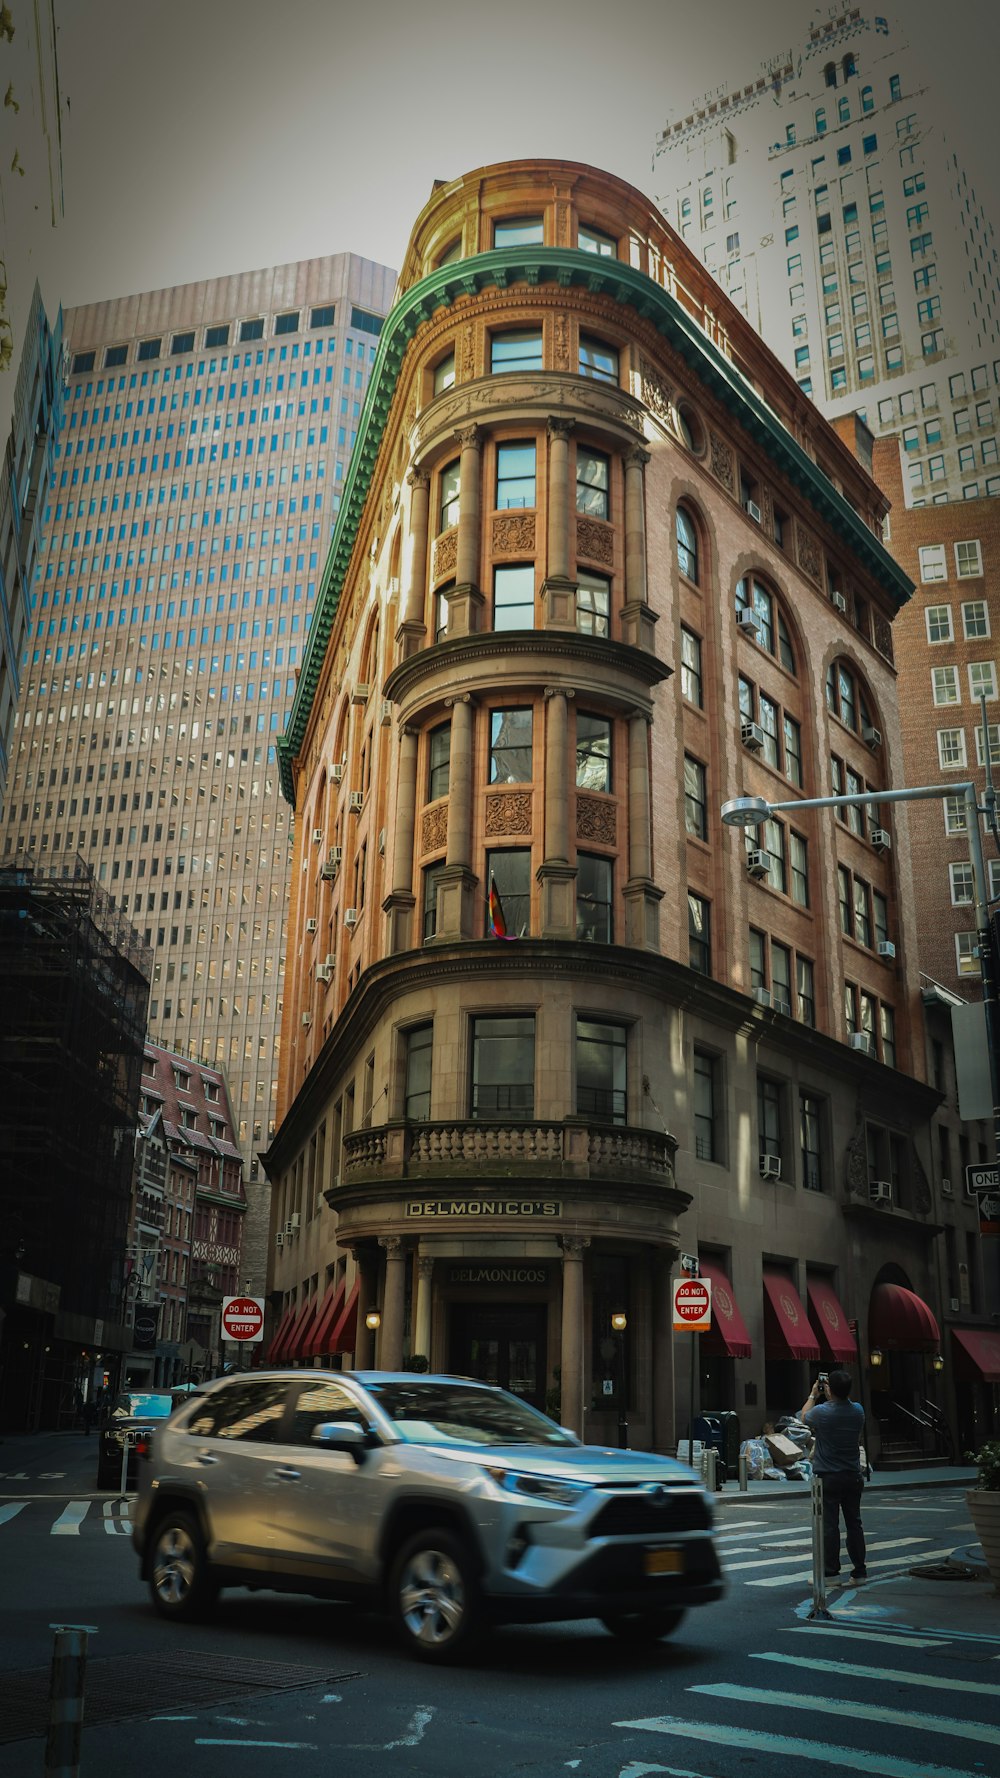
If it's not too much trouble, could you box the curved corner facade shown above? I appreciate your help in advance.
[263,162,983,1457]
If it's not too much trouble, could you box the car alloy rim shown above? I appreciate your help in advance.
[398,1548,465,1646]
[153,1524,195,1605]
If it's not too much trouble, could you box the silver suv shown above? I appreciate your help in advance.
[133,1370,723,1662]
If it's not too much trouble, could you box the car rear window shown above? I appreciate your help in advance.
[111,1392,174,1420]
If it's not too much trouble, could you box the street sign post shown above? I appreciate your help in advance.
[978,1192,1000,1237]
[966,1164,1000,1196]
[220,1296,265,1343]
[672,1276,712,1331]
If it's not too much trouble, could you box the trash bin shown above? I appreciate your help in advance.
[692,1414,727,1478]
[715,1410,741,1477]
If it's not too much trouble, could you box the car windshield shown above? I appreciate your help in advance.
[366,1381,577,1447]
[111,1391,174,1420]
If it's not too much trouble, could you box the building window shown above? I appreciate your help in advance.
[493,564,535,630]
[404,1024,433,1120]
[496,441,536,510]
[950,861,974,905]
[880,1004,896,1069]
[439,459,460,532]
[471,1015,534,1119]
[433,351,456,395]
[435,582,453,643]
[693,1050,720,1162]
[494,216,543,247]
[576,1019,626,1123]
[735,577,795,671]
[309,306,335,330]
[104,345,127,367]
[797,956,816,1027]
[825,659,875,735]
[205,323,230,347]
[680,628,703,707]
[757,1076,782,1166]
[578,223,617,255]
[576,447,609,518]
[239,319,264,342]
[676,505,699,582]
[790,832,809,907]
[801,1095,822,1190]
[491,330,543,374]
[422,862,446,942]
[956,539,983,578]
[956,933,980,978]
[975,725,1000,768]
[579,335,619,384]
[688,892,710,974]
[962,601,989,640]
[576,853,613,943]
[428,723,450,800]
[925,605,953,643]
[489,708,532,783]
[274,310,299,336]
[684,756,707,840]
[762,818,787,894]
[937,728,967,769]
[137,338,161,361]
[485,849,531,939]
[771,941,792,1011]
[577,570,610,638]
[576,713,611,792]
[171,331,195,355]
[969,661,997,702]
[931,665,960,705]
[944,794,968,835]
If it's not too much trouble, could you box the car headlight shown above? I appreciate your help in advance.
[484,1468,591,1506]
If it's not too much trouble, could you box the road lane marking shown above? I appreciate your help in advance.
[102,1501,130,1535]
[0,1503,28,1527]
[747,1544,956,1586]
[688,1684,1000,1749]
[613,1714,987,1778]
[725,1535,927,1572]
[751,1652,997,1696]
[384,1707,435,1749]
[51,1501,90,1535]
[785,1627,948,1648]
[195,1740,318,1749]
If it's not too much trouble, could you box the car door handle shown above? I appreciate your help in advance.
[274,1466,301,1482]
[195,1453,219,1466]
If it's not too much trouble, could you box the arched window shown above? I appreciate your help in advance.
[861,84,874,114]
[842,52,856,80]
[735,576,795,673]
[838,96,851,123]
[824,61,837,88]
[676,505,699,583]
[815,107,827,134]
[825,658,877,739]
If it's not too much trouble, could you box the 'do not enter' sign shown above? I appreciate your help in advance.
[221,1296,266,1342]
[672,1277,712,1332]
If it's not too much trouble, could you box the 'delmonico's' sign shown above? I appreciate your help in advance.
[405,1199,563,1219]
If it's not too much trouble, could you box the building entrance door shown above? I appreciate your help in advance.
[449,1303,547,1410]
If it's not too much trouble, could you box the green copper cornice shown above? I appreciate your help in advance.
[278,247,912,804]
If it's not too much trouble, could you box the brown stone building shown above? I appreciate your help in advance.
[262,161,994,1455]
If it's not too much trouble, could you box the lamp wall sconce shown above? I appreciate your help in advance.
[869,1348,883,1367]
[365,1309,381,1332]
[611,1312,628,1333]
[931,1353,944,1372]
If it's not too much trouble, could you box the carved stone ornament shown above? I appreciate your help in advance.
[432,530,458,581]
[553,314,570,372]
[845,1119,870,1198]
[555,200,571,245]
[576,516,614,566]
[796,523,822,584]
[407,466,431,495]
[760,485,774,532]
[547,416,575,443]
[560,1235,590,1260]
[485,791,533,835]
[493,512,536,555]
[461,323,476,382]
[421,804,448,854]
[640,359,674,428]
[709,431,735,491]
[576,795,617,844]
[873,612,894,665]
[456,423,482,451]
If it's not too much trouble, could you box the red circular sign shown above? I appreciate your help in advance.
[221,1297,264,1340]
[674,1280,711,1323]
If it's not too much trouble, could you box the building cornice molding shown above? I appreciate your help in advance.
[383,629,669,713]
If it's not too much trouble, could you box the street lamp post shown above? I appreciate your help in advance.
[611,1312,628,1448]
[721,781,1000,1171]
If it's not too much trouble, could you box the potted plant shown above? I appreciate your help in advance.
[964,1440,1000,1591]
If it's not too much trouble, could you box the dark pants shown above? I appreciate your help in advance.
[820,1472,866,1574]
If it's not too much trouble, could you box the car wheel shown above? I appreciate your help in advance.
[149,1510,218,1622]
[600,1608,686,1642]
[389,1528,480,1663]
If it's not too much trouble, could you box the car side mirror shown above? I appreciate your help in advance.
[312,1420,370,1462]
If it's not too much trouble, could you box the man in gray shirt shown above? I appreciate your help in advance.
[802,1369,867,1582]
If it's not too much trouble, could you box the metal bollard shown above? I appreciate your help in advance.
[45,1623,97,1778]
[738,1446,748,1492]
[700,1446,718,1493]
[807,1476,832,1621]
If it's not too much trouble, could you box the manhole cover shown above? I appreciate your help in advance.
[0,1651,361,1744]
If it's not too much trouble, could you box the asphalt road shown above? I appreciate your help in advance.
[1,1430,996,1778]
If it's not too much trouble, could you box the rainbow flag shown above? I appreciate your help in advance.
[488,876,517,941]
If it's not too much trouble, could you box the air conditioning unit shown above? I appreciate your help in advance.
[331,763,344,783]
[870,827,891,853]
[747,848,770,878]
[301,1011,312,1028]
[380,700,392,727]
[849,1031,873,1055]
[320,850,340,881]
[868,1179,892,1204]
[877,939,896,960]
[949,1296,960,1312]
[831,589,847,614]
[941,1176,953,1196]
[275,1231,285,1248]
[737,607,760,633]
[349,791,364,814]
[863,723,882,751]
[352,682,370,704]
[741,719,765,753]
[773,998,792,1017]
[311,828,324,844]
[316,962,333,983]
[323,953,336,970]
[305,917,317,933]
[288,1213,301,1232]
[752,985,772,1009]
[760,1155,782,1181]
[345,907,358,927]
[744,499,762,524]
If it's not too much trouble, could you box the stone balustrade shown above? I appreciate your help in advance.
[340,1120,677,1186]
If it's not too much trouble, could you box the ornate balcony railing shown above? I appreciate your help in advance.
[341,1119,677,1187]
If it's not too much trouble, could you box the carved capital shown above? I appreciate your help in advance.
[544,685,575,701]
[406,467,430,494]
[547,416,576,443]
[379,1234,404,1257]
[560,1235,591,1260]
[624,445,652,472]
[629,706,653,726]
[417,1255,435,1281]
[455,423,483,451]
[444,692,473,709]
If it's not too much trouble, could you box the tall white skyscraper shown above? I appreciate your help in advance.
[653,7,999,507]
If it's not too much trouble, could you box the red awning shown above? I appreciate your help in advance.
[951,1326,1000,1383]
[265,1302,295,1364]
[807,1277,857,1364]
[698,1259,752,1359]
[762,1268,821,1361]
[329,1278,360,1355]
[286,1296,320,1363]
[869,1282,940,1354]
[305,1277,346,1360]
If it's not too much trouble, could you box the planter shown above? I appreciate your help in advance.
[966,1489,1000,1592]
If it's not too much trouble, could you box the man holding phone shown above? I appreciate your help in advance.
[801,1369,867,1582]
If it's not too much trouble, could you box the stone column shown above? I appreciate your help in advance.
[621,445,658,653]
[541,418,577,629]
[559,1235,590,1438]
[449,425,487,636]
[538,687,576,938]
[351,1247,380,1370]
[383,725,418,952]
[395,469,430,660]
[650,1249,677,1455]
[623,709,662,950]
[413,1255,434,1365]
[434,693,479,941]
[379,1236,407,1370]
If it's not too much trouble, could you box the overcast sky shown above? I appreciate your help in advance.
[46,0,999,308]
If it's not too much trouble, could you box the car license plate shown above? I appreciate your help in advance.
[644,1547,683,1576]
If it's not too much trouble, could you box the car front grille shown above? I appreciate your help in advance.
[589,1488,711,1538]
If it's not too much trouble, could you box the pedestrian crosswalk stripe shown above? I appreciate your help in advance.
[785,1626,948,1648]
[102,1500,130,1536]
[751,1651,997,1697]
[725,1535,926,1572]
[51,1501,90,1535]
[747,1544,957,1586]
[688,1684,1000,1750]
[0,1502,28,1527]
[613,1714,987,1778]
